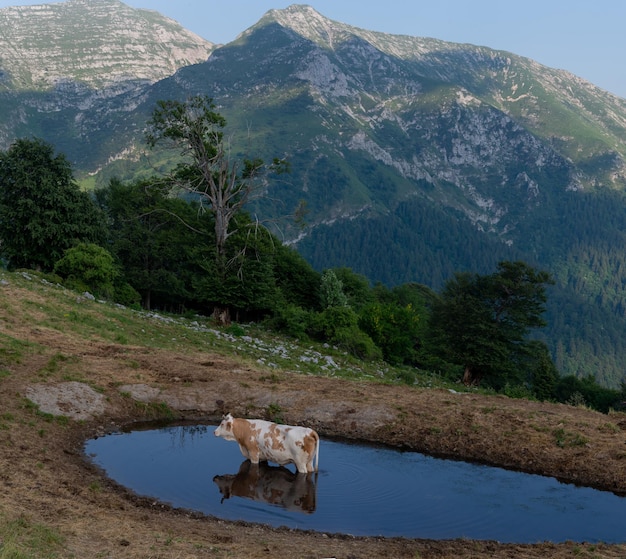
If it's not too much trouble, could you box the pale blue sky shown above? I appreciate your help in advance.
[1,0,625,99]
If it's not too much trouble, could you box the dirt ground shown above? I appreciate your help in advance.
[2,282,626,558]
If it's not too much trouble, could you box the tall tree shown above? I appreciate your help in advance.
[320,269,348,309]
[189,212,281,321]
[0,138,106,271]
[144,96,287,322]
[96,178,200,310]
[428,261,554,387]
[145,96,287,258]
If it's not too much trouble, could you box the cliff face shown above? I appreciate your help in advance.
[0,0,214,90]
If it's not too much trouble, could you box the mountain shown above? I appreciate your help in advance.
[0,2,625,387]
[0,0,214,169]
[0,0,214,90]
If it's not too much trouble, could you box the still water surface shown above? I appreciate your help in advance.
[84,424,626,543]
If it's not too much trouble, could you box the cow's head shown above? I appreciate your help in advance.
[214,413,235,440]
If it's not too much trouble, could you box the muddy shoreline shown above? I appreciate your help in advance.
[15,362,626,558]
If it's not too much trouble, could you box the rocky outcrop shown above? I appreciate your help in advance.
[0,0,214,90]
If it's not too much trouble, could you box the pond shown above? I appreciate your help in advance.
[84,423,626,543]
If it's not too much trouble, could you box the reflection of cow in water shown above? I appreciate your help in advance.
[213,460,317,514]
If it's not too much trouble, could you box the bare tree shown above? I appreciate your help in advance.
[146,95,286,258]
[145,96,287,323]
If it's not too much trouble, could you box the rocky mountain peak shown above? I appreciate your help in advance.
[259,4,351,49]
[0,0,214,90]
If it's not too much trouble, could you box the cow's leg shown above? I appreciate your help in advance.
[244,444,260,464]
[294,458,308,474]
[238,444,251,460]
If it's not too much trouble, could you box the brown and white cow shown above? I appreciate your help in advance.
[214,413,319,474]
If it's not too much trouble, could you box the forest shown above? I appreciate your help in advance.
[293,181,626,386]
[0,96,623,414]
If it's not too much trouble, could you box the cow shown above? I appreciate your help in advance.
[214,413,319,474]
[213,459,317,513]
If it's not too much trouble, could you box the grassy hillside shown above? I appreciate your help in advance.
[2,268,626,557]
[0,269,453,390]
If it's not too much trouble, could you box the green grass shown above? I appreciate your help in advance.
[0,513,64,559]
[37,353,79,379]
[134,400,175,420]
[553,428,589,448]
[2,269,469,394]
[0,335,35,367]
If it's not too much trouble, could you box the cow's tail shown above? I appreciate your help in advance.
[314,431,320,472]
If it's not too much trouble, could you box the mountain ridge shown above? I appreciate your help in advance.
[213,7,625,232]
[0,2,625,387]
[260,6,626,169]
[0,0,214,90]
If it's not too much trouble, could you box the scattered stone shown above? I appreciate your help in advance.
[25,381,106,420]
[118,384,161,402]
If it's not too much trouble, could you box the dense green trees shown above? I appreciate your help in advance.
[96,177,200,310]
[298,188,626,389]
[427,261,554,389]
[553,374,626,413]
[271,242,321,310]
[359,300,420,365]
[0,138,106,271]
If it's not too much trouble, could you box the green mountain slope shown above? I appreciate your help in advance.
[0,3,625,387]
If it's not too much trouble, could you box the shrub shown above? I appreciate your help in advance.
[397,369,418,385]
[308,306,358,342]
[307,306,382,360]
[225,323,246,337]
[265,304,311,340]
[54,243,117,299]
[112,280,141,308]
[502,383,536,400]
[333,325,382,361]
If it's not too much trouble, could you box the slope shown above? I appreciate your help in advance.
[0,0,214,90]
[0,4,625,387]
[1,270,626,557]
